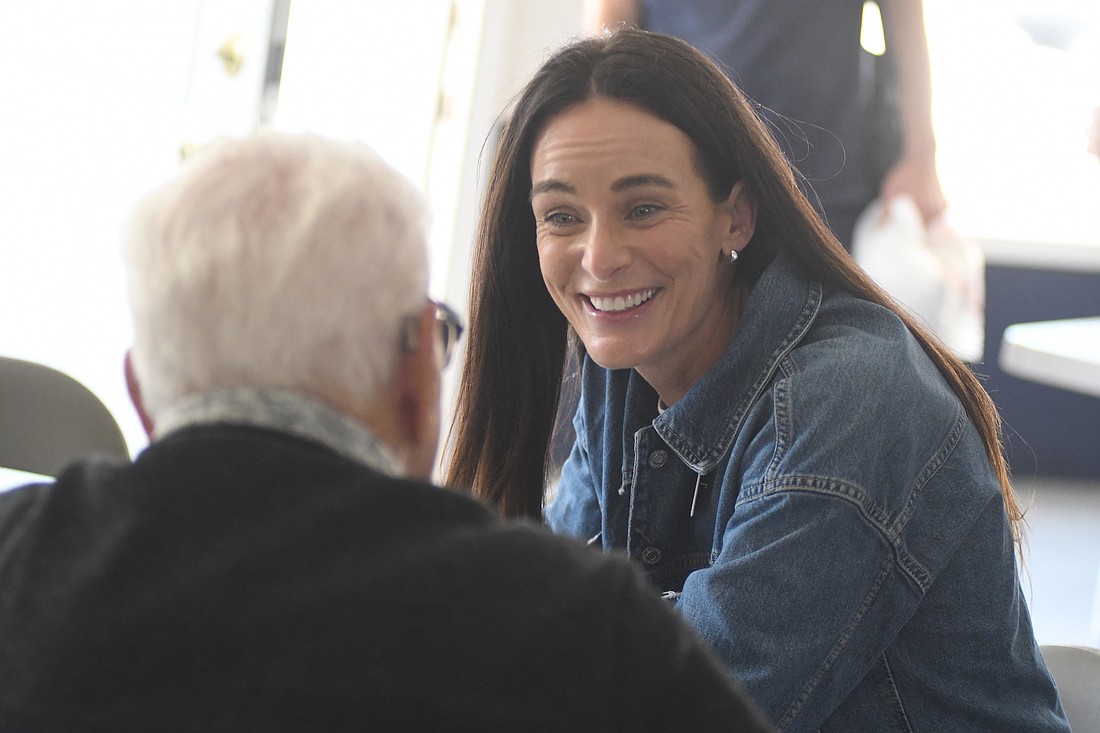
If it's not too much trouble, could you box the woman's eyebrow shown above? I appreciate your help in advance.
[611,173,675,192]
[530,180,574,200]
[530,173,675,201]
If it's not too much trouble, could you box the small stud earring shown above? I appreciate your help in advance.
[728,249,739,265]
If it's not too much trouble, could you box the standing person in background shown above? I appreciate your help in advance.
[587,0,947,249]
[446,29,1067,731]
[0,130,774,732]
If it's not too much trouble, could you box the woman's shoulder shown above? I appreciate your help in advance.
[774,288,971,459]
[750,289,997,513]
[793,289,950,402]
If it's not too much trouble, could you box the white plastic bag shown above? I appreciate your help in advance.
[851,196,985,362]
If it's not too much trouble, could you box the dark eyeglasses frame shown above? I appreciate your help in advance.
[402,299,464,368]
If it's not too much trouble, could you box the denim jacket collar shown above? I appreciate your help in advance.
[654,254,822,472]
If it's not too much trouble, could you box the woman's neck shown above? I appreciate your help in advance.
[642,281,751,408]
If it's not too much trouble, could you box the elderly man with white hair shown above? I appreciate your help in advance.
[0,131,772,732]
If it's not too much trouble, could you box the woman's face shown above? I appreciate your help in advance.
[529,98,754,402]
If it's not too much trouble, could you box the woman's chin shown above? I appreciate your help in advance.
[582,344,645,372]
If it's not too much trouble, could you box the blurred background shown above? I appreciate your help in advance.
[1,0,1098,644]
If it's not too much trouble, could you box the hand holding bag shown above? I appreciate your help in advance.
[851,195,986,363]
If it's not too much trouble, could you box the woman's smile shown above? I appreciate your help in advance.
[585,288,658,314]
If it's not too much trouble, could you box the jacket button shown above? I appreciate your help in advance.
[640,546,663,565]
[647,450,668,468]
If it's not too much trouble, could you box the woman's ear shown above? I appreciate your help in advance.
[722,181,757,252]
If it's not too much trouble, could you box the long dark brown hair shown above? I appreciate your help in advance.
[446,28,1021,535]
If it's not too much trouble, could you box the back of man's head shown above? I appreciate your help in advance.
[123,131,429,427]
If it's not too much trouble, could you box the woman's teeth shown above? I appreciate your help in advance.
[590,289,656,313]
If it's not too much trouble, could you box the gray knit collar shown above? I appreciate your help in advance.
[154,388,403,477]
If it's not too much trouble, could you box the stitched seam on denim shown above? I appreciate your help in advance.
[894,551,931,591]
[623,428,647,554]
[738,475,932,591]
[880,654,915,732]
[739,476,893,537]
[657,281,822,470]
[619,426,642,499]
[891,403,966,535]
[881,405,966,590]
[710,281,820,466]
[767,360,796,482]
[779,552,895,729]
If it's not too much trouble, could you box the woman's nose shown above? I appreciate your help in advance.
[581,220,631,281]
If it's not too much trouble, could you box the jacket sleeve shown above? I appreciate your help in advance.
[600,554,778,732]
[676,484,927,732]
[544,407,603,543]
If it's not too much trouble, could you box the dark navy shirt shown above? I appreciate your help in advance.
[641,0,894,219]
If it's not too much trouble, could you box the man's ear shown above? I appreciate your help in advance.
[124,350,155,438]
[392,305,442,479]
[722,181,757,253]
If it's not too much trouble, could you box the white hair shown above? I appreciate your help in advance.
[124,130,429,420]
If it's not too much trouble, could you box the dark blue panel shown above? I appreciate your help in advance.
[979,266,1100,480]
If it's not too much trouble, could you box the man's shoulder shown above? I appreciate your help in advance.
[0,444,774,732]
[0,478,52,540]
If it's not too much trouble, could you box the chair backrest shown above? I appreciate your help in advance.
[1041,644,1100,732]
[0,356,128,477]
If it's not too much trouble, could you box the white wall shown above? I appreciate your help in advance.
[926,0,1100,248]
[0,0,276,462]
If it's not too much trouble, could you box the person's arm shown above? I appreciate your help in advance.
[878,0,947,223]
[582,0,641,34]
[676,490,912,730]
[545,410,603,543]
[607,558,777,731]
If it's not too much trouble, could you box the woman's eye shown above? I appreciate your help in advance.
[629,204,661,219]
[544,212,575,226]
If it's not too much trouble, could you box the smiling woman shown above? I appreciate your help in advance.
[530,98,752,402]
[446,27,1070,732]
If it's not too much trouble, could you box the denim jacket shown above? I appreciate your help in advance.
[547,254,1068,732]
